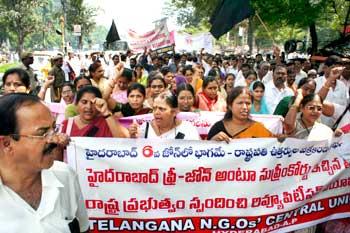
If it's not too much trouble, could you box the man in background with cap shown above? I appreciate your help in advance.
[19,51,38,94]
[49,55,65,102]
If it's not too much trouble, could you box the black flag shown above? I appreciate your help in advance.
[209,0,254,39]
[106,20,120,44]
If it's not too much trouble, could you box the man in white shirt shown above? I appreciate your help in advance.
[234,63,251,87]
[105,54,120,79]
[264,65,294,113]
[316,57,349,126]
[293,58,308,85]
[225,56,239,77]
[62,51,78,81]
[315,56,348,104]
[0,94,89,233]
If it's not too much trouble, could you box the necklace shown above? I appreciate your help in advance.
[300,116,311,135]
[76,116,91,128]
[154,119,177,138]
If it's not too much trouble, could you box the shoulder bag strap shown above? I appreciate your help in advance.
[332,103,350,131]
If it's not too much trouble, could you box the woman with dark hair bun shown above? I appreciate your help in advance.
[208,86,272,142]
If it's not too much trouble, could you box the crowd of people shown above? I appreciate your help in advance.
[3,48,349,140]
[0,46,349,232]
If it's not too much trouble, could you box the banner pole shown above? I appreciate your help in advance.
[255,12,276,46]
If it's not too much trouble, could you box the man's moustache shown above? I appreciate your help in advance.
[43,143,58,155]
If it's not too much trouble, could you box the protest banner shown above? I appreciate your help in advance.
[47,101,66,124]
[67,135,350,232]
[155,45,174,55]
[119,111,284,136]
[174,32,214,53]
[127,20,175,53]
[49,106,284,137]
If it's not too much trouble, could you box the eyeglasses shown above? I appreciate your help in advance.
[10,125,60,140]
[305,105,322,112]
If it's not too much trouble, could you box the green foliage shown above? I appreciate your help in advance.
[0,62,19,73]
[53,0,98,49]
[0,0,47,54]
[164,1,201,28]
[89,25,108,46]
[164,0,214,35]
[63,0,97,37]
[0,0,97,54]
[168,0,350,51]
[252,0,327,28]
[171,0,218,19]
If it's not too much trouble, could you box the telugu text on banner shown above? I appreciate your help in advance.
[67,135,350,232]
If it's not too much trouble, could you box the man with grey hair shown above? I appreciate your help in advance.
[0,93,89,232]
[257,61,272,84]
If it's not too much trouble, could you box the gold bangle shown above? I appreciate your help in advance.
[290,105,299,109]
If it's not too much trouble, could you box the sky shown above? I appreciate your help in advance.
[86,0,178,39]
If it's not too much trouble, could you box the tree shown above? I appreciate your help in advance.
[89,25,108,46]
[164,1,203,28]
[0,0,47,56]
[170,0,218,24]
[168,0,349,54]
[58,0,97,50]
[252,0,329,54]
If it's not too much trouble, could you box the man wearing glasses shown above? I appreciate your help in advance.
[0,93,89,233]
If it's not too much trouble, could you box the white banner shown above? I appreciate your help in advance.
[119,111,284,136]
[67,135,350,232]
[174,32,213,53]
